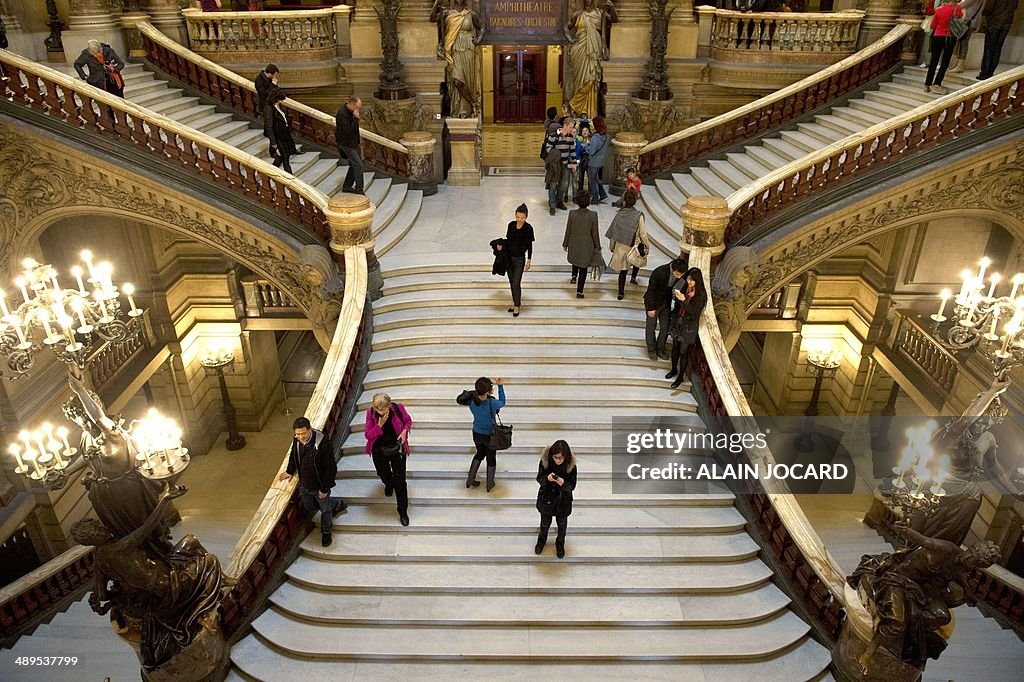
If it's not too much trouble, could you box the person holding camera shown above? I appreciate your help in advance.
[464,376,505,492]
[364,394,413,526]
[535,440,577,559]
[73,40,125,98]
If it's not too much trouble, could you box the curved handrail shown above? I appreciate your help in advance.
[224,245,366,580]
[0,545,94,641]
[688,246,853,636]
[182,6,342,20]
[0,47,333,242]
[710,8,866,22]
[132,19,410,173]
[725,64,1024,244]
[638,23,911,176]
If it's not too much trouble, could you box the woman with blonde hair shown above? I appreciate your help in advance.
[364,393,413,526]
[535,440,577,558]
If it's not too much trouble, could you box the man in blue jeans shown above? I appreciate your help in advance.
[335,96,365,194]
[978,0,1020,79]
[278,416,347,546]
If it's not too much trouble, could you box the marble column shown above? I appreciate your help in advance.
[146,0,188,45]
[445,116,482,186]
[859,0,903,49]
[61,0,127,64]
[610,132,647,197]
[399,131,438,196]
[326,193,384,302]
[680,195,730,259]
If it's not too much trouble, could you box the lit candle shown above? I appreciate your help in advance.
[123,283,137,313]
[73,301,88,330]
[26,449,42,476]
[50,272,61,295]
[50,441,65,467]
[1000,319,1021,355]
[987,273,1001,299]
[98,262,113,295]
[957,270,972,302]
[57,426,71,453]
[964,297,978,325]
[33,433,48,464]
[81,250,96,279]
[18,430,32,452]
[38,309,55,340]
[0,290,8,318]
[10,317,27,344]
[15,277,30,304]
[71,266,86,294]
[934,289,951,320]
[978,257,991,281]
[988,310,1000,340]
[8,444,24,469]
[1011,274,1023,300]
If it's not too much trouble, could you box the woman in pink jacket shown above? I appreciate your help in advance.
[364,394,413,526]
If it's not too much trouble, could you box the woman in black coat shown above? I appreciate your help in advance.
[263,87,298,174]
[666,267,707,389]
[535,440,577,559]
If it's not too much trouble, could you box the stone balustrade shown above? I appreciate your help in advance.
[240,275,301,318]
[86,309,155,392]
[181,7,349,70]
[889,309,959,394]
[698,8,866,65]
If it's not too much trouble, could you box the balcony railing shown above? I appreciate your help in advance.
[639,23,909,180]
[86,308,156,393]
[888,309,959,394]
[0,545,94,646]
[182,7,343,65]
[240,275,301,318]
[700,8,865,64]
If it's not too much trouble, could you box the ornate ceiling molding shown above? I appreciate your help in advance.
[0,121,339,323]
[741,140,1024,315]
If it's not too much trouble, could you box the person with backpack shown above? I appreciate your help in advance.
[535,440,577,559]
[459,377,506,492]
[278,417,347,547]
[364,394,413,526]
[924,0,965,94]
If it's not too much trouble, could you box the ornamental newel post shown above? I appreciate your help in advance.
[680,195,730,260]
[375,0,409,100]
[610,132,647,197]
[325,193,384,300]
[399,131,438,196]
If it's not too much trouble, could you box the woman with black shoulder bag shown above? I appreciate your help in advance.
[535,440,577,559]
[466,376,506,492]
[665,267,707,390]
[364,393,413,526]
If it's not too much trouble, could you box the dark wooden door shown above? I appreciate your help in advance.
[493,48,546,123]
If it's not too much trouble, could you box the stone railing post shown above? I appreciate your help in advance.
[610,132,647,197]
[239,275,263,317]
[326,194,384,301]
[695,6,716,59]
[445,116,482,186]
[61,0,126,64]
[145,0,187,45]
[399,131,438,196]
[680,195,730,260]
[333,5,353,58]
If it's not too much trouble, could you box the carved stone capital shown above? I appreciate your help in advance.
[681,195,730,256]
[326,193,375,254]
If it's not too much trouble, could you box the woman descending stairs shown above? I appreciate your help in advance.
[229,182,833,680]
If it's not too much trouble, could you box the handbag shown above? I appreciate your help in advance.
[536,484,562,515]
[950,4,971,40]
[626,243,648,269]
[488,399,513,451]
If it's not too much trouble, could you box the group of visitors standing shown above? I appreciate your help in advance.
[923,0,1020,93]
[543,108,609,216]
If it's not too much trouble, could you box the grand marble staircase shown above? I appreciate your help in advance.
[641,66,978,257]
[229,203,834,679]
[50,62,422,257]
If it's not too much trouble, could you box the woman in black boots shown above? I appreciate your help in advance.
[665,267,707,390]
[535,440,577,559]
[504,204,535,317]
[466,376,505,492]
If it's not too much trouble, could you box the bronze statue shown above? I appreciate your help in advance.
[910,378,1023,545]
[63,364,176,556]
[849,521,1001,675]
[72,483,224,673]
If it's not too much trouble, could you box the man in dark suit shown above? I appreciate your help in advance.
[278,416,347,547]
[644,258,687,361]
[254,64,279,114]
[335,96,364,195]
[73,40,126,98]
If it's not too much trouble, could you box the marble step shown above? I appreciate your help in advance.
[795,122,846,145]
[371,181,405,233]
[745,144,790,170]
[270,581,789,624]
[335,477,724,506]
[726,152,774,180]
[777,130,823,154]
[378,253,656,277]
[354,383,695,409]
[689,166,733,197]
[296,530,755,563]
[829,105,885,128]
[324,503,747,535]
[380,270,655,294]
[337,453,670,477]
[877,81,938,104]
[296,157,342,188]
[708,159,753,191]
[144,95,201,117]
[375,189,423,257]
[363,362,688,388]
[346,403,702,429]
[249,607,811,659]
[370,325,648,350]
[847,97,904,120]
[372,304,647,331]
[813,114,864,137]
[365,176,393,207]
[231,634,831,682]
[285,553,773,594]
[761,137,806,162]
[672,172,707,199]
[373,284,646,311]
